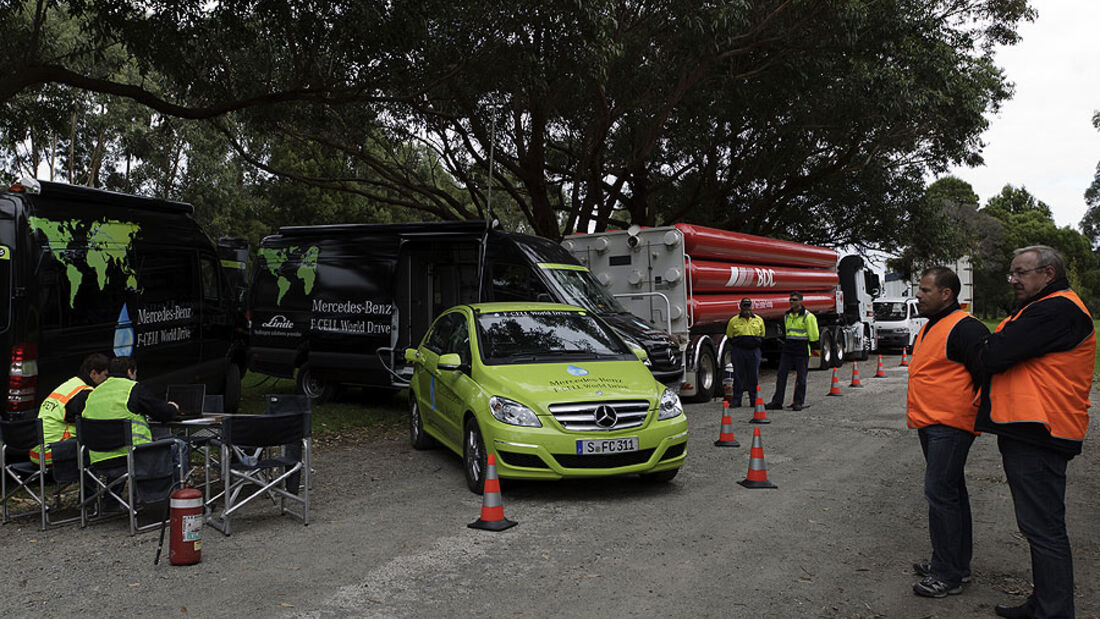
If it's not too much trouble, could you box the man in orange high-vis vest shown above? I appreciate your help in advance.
[29,353,109,465]
[906,267,989,600]
[971,246,1095,619]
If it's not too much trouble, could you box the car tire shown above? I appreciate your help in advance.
[685,343,717,403]
[222,362,242,414]
[409,397,436,450]
[463,416,488,494]
[297,364,335,403]
[641,468,680,483]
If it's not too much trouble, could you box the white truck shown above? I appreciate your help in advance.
[873,297,926,352]
[562,224,881,402]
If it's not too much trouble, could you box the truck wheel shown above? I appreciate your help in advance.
[818,331,834,370]
[222,362,242,414]
[832,328,845,368]
[463,416,487,494]
[409,397,437,450]
[685,344,717,403]
[856,326,871,361]
[297,364,335,403]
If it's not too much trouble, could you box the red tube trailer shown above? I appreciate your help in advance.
[676,223,838,269]
[689,292,836,327]
[688,259,839,293]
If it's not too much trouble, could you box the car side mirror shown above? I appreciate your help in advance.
[437,353,462,371]
[404,348,419,363]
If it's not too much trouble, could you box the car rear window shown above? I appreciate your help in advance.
[475,310,631,364]
[0,214,12,333]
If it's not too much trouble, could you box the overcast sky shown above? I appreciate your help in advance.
[946,1,1100,229]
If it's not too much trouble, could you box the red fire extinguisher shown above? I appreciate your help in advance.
[169,487,203,565]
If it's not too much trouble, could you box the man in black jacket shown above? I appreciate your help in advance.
[969,246,1095,619]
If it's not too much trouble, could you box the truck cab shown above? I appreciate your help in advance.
[873,297,926,352]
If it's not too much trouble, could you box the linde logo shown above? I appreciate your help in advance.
[262,315,295,329]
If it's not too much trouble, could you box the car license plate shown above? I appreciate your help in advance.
[576,437,639,455]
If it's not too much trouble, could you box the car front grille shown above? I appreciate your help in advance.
[547,400,651,431]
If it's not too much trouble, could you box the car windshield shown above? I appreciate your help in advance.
[476,309,632,364]
[541,267,627,314]
[874,302,909,321]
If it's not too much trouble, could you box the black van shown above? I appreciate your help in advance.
[0,179,248,419]
[249,221,681,399]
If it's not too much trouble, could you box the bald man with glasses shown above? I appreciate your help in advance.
[971,245,1095,619]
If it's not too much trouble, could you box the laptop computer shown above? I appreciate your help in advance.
[166,384,207,419]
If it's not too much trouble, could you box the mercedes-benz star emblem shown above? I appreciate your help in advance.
[594,405,618,428]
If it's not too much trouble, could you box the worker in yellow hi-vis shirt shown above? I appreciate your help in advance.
[725,298,765,407]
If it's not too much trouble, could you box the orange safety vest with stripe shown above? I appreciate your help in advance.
[82,377,152,465]
[988,290,1095,441]
[906,310,979,434]
[29,376,92,465]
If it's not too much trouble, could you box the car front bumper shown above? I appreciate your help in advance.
[486,416,689,480]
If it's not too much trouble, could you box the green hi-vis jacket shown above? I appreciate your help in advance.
[783,309,820,356]
[81,377,152,464]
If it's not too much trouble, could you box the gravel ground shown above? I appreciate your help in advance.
[2,356,1098,618]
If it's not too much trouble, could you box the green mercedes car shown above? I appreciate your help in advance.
[405,303,688,493]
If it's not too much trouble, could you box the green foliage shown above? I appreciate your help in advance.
[1078,111,1100,247]
[972,185,1100,317]
[888,176,1003,280]
[2,0,1036,251]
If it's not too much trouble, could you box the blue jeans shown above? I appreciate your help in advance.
[731,347,761,405]
[770,353,808,406]
[999,435,1074,619]
[918,425,976,586]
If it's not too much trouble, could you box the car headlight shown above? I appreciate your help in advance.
[658,388,683,420]
[489,396,542,427]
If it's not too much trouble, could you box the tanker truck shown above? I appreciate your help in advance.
[561,224,881,402]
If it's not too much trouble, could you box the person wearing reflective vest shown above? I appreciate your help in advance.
[29,353,110,465]
[970,246,1095,619]
[81,356,179,467]
[765,291,819,411]
[725,297,765,407]
[905,267,989,599]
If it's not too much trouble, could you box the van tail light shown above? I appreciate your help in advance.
[8,342,39,412]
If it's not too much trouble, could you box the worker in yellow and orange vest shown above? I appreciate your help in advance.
[29,353,110,466]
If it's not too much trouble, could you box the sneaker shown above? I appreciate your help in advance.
[913,575,963,598]
[913,561,971,583]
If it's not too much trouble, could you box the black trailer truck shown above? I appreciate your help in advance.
[0,178,249,419]
[249,221,682,399]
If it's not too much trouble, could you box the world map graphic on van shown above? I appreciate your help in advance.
[257,245,319,305]
[28,217,141,307]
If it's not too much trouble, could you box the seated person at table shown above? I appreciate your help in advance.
[82,356,179,470]
[30,353,109,466]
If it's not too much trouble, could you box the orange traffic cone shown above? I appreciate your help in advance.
[874,355,886,378]
[738,427,777,489]
[827,367,843,396]
[714,401,740,447]
[468,453,517,531]
[900,348,910,367]
[849,361,864,388]
[750,385,771,424]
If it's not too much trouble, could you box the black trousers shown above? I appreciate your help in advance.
[770,353,808,407]
[919,424,976,586]
[999,435,1074,619]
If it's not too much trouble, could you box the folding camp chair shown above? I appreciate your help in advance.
[76,417,184,535]
[207,411,310,536]
[0,418,81,529]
